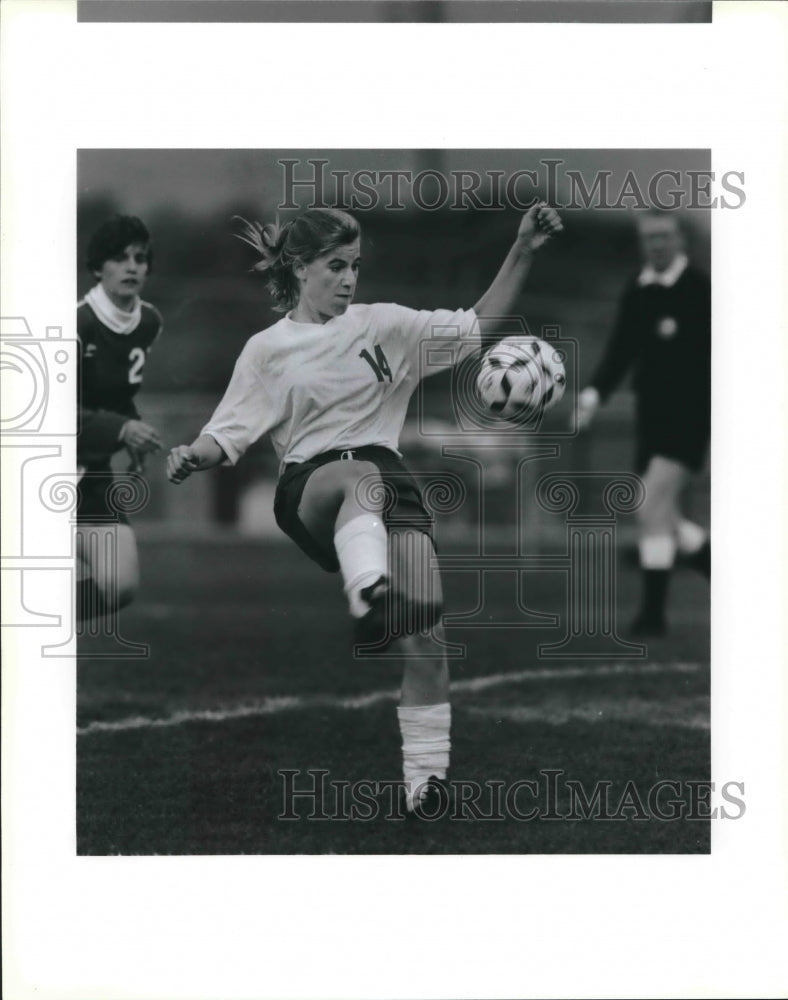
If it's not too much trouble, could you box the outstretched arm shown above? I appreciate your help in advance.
[576,283,641,431]
[473,202,563,336]
[167,434,226,484]
[167,338,279,484]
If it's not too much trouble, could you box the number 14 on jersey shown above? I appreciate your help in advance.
[359,345,392,383]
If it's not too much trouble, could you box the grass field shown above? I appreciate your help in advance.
[77,532,710,855]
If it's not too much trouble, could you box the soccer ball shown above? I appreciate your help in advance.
[476,336,567,420]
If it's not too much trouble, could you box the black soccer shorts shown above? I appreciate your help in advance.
[635,398,710,474]
[274,445,434,573]
[76,467,131,525]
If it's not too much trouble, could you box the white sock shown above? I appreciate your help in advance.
[397,702,451,808]
[639,534,677,570]
[334,514,388,618]
[676,519,708,555]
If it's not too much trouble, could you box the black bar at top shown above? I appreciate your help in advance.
[78,1,712,25]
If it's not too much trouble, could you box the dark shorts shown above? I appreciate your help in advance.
[636,399,710,474]
[274,446,434,573]
[76,467,148,525]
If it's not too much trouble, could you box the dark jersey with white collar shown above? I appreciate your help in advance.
[77,297,162,468]
[590,263,710,406]
[590,262,710,472]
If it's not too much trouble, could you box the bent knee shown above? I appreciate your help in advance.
[94,573,138,608]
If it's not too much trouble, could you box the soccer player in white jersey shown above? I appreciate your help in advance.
[167,203,562,816]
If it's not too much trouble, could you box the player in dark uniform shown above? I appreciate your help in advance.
[577,210,710,635]
[76,215,163,620]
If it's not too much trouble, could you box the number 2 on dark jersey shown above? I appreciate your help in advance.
[128,347,146,384]
[359,345,392,383]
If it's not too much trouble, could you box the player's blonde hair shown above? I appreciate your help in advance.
[234,208,361,312]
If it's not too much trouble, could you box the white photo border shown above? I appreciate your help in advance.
[2,2,787,998]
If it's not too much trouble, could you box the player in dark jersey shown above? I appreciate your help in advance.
[76,215,163,621]
[577,210,711,635]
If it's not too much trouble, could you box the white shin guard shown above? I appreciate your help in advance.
[334,514,388,618]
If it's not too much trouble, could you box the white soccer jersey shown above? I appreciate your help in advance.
[201,302,480,468]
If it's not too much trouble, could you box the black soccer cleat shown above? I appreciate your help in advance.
[353,576,442,650]
[405,776,452,821]
[353,575,393,648]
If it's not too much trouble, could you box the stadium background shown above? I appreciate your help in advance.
[77,149,711,854]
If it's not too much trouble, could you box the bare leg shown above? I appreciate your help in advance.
[386,527,448,705]
[386,528,451,811]
[75,523,139,619]
[632,456,688,633]
[298,459,389,619]
[298,459,385,537]
[638,455,688,543]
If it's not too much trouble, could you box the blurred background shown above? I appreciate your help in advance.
[77,149,711,549]
[78,0,713,22]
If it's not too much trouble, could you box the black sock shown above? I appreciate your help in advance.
[687,540,711,579]
[637,568,671,625]
[77,579,110,621]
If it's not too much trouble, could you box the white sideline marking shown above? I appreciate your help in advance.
[469,695,710,731]
[77,661,703,737]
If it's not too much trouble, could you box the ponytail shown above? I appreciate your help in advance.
[234,208,360,312]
